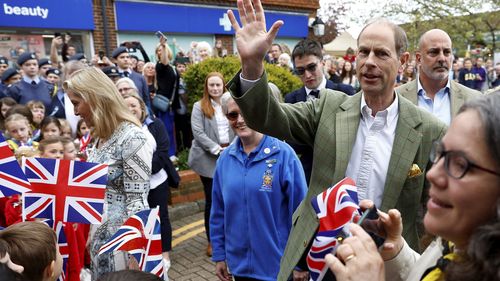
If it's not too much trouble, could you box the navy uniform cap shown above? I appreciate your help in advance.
[0,56,8,65]
[17,52,37,66]
[111,46,128,59]
[38,58,52,67]
[46,68,62,77]
[68,53,86,61]
[102,66,120,77]
[1,68,20,82]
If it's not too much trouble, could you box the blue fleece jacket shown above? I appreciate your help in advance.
[210,135,307,280]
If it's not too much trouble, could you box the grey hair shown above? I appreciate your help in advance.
[458,92,500,167]
[358,18,408,56]
[220,92,233,115]
[115,77,138,91]
[268,82,283,102]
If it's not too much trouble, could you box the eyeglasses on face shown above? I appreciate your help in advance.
[295,62,319,76]
[118,87,132,93]
[225,111,242,121]
[430,141,500,179]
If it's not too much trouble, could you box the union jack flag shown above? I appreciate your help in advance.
[21,157,108,224]
[307,177,360,281]
[0,135,31,197]
[98,207,164,278]
[41,219,69,281]
[79,132,92,152]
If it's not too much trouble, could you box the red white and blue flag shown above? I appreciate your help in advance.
[79,132,92,152]
[21,157,108,224]
[41,219,69,281]
[307,177,359,281]
[0,135,31,197]
[98,207,164,278]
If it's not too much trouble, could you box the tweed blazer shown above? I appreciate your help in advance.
[188,101,235,178]
[396,79,481,118]
[229,72,446,281]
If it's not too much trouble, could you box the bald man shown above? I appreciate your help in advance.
[397,29,480,125]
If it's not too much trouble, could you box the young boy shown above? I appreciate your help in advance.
[0,221,63,281]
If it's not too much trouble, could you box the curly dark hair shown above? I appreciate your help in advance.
[445,206,500,280]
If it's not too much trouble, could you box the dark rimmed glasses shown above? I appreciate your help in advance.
[295,62,319,76]
[225,111,241,121]
[430,141,500,179]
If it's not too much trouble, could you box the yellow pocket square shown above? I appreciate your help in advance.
[408,164,422,178]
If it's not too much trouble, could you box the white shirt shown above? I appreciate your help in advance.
[345,93,399,207]
[212,99,230,144]
[305,76,327,100]
[142,125,167,190]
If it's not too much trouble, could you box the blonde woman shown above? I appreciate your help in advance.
[142,61,157,98]
[63,67,152,279]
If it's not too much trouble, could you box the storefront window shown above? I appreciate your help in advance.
[0,30,92,66]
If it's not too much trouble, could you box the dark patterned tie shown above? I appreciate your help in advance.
[31,81,37,85]
[310,89,320,98]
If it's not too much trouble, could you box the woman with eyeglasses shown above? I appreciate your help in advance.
[210,93,307,281]
[188,72,235,257]
[323,92,500,281]
[115,77,137,97]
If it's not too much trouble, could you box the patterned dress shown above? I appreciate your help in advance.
[88,122,152,279]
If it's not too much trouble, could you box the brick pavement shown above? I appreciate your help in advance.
[169,212,218,281]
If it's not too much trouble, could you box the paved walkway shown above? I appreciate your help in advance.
[169,212,218,281]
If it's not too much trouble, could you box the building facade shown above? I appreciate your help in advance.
[0,0,319,64]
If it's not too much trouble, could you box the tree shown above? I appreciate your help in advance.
[379,0,499,57]
[314,0,354,44]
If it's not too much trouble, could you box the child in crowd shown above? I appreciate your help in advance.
[76,119,90,138]
[4,104,36,140]
[61,137,77,160]
[39,117,62,141]
[26,100,45,141]
[0,97,17,131]
[59,119,72,138]
[4,113,38,154]
[0,221,63,281]
[38,137,64,159]
[76,119,92,160]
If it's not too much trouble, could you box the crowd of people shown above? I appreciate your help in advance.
[1,0,500,280]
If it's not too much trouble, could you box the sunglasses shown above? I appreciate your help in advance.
[295,62,319,75]
[225,111,242,121]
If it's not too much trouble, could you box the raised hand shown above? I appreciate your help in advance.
[227,0,283,79]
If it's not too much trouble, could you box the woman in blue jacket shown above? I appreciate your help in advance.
[210,93,307,281]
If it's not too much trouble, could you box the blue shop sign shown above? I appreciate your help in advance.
[0,0,94,30]
[115,1,308,38]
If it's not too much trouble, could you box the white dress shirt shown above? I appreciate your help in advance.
[212,99,230,144]
[305,76,327,100]
[345,93,399,207]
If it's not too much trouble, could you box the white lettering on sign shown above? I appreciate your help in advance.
[219,13,232,32]
[3,3,49,19]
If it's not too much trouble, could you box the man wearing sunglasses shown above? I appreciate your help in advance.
[284,39,355,184]
[226,1,446,280]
